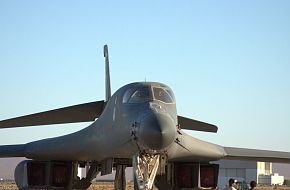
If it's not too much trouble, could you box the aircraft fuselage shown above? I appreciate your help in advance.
[24,82,178,161]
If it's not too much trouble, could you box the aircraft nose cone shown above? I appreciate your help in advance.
[138,112,176,150]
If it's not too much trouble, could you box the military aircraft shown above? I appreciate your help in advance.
[0,45,290,190]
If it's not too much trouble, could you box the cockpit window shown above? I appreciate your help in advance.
[166,89,175,101]
[123,87,151,104]
[123,85,175,104]
[153,87,174,103]
[129,87,150,103]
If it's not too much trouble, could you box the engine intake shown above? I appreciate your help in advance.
[14,160,72,190]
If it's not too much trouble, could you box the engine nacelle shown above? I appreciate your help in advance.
[14,160,72,190]
[155,162,219,189]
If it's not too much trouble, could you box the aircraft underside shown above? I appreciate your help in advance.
[13,155,221,190]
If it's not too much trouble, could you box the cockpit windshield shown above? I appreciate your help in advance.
[123,87,151,104]
[153,87,175,104]
[123,85,175,104]
[129,87,150,103]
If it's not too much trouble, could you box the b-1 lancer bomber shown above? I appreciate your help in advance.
[1,45,290,190]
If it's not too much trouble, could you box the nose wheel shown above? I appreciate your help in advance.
[133,153,160,190]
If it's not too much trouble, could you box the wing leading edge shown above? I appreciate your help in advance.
[0,101,105,129]
[223,147,290,163]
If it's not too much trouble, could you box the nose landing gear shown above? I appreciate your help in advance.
[133,153,163,190]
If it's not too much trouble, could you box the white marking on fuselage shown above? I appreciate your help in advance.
[113,107,116,122]
[113,97,117,122]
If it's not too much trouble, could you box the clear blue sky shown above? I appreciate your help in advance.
[0,1,290,153]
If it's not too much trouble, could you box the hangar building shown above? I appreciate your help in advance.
[213,160,284,188]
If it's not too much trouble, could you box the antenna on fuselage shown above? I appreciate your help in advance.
[104,44,111,102]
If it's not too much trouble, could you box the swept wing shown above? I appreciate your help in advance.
[167,132,290,163]
[178,116,218,133]
[0,101,104,128]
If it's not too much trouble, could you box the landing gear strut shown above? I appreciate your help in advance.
[72,161,99,190]
[133,153,160,190]
[114,165,127,190]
